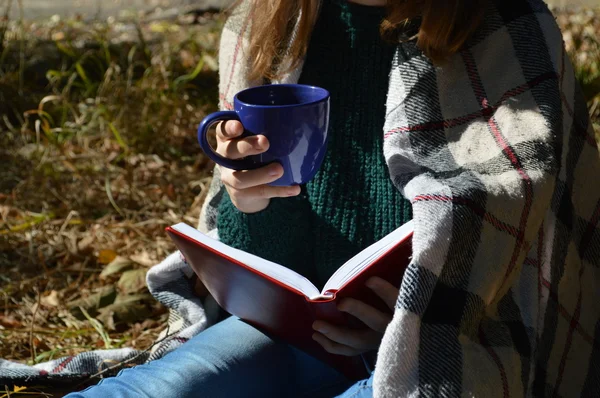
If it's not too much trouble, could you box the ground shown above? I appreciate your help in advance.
[0,5,599,397]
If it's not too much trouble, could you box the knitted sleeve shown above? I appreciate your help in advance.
[217,192,316,280]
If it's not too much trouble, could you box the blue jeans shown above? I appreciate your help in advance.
[66,317,373,398]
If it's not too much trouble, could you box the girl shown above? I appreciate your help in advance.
[69,0,600,396]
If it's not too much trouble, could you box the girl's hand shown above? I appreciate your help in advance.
[312,276,399,356]
[216,120,301,213]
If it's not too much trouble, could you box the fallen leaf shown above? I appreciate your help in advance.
[17,143,41,160]
[100,256,133,279]
[68,286,117,320]
[130,251,155,267]
[41,290,60,308]
[98,249,118,265]
[0,315,22,328]
[98,294,152,327]
[78,235,95,252]
[117,269,148,294]
[52,31,65,41]
[166,183,176,200]
[33,337,49,351]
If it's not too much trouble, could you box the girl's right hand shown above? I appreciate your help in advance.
[216,120,301,214]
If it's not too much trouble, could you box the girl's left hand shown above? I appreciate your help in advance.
[312,276,399,356]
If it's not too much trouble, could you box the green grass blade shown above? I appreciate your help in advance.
[78,306,113,349]
[108,121,128,151]
[173,56,205,90]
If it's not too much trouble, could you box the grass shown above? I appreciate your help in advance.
[0,3,599,396]
[557,7,600,129]
[0,6,222,375]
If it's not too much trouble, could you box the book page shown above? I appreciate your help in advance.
[171,223,322,299]
[322,220,414,294]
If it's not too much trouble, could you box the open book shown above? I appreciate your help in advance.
[166,220,413,379]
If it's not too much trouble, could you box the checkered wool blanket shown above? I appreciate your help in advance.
[212,0,600,396]
[2,0,598,396]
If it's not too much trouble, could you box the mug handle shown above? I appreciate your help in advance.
[197,111,260,171]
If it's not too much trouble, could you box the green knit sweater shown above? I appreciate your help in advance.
[217,0,412,288]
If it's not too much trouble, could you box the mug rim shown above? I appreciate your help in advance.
[233,83,330,109]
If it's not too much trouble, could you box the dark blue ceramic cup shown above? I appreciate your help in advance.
[198,84,330,186]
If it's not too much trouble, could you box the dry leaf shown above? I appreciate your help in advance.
[98,294,152,327]
[68,286,117,319]
[130,251,155,267]
[41,290,60,308]
[166,183,176,200]
[0,315,22,328]
[98,249,118,265]
[100,256,133,279]
[117,269,148,294]
[78,235,95,252]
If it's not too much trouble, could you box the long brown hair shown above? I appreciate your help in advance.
[242,0,485,82]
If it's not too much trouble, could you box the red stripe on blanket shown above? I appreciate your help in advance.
[222,8,253,106]
[575,123,598,149]
[540,278,594,345]
[557,45,574,121]
[552,281,583,397]
[412,194,520,239]
[218,94,234,111]
[557,91,595,149]
[499,72,558,104]
[51,356,74,373]
[560,91,574,120]
[560,45,567,92]
[461,50,534,289]
[552,199,600,391]
[479,326,509,398]
[524,257,594,345]
[383,72,557,139]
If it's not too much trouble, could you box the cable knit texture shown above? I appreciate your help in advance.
[217,0,412,288]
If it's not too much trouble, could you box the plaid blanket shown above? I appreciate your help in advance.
[2,0,598,396]
[212,0,600,396]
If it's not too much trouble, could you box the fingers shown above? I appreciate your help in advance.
[216,121,269,159]
[312,321,380,352]
[214,120,298,214]
[217,135,270,159]
[221,164,301,213]
[216,120,244,140]
[337,298,392,334]
[231,184,302,201]
[222,164,301,199]
[311,280,400,356]
[366,277,399,310]
[221,163,284,189]
[312,332,369,357]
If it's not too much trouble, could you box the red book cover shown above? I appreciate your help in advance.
[166,223,412,380]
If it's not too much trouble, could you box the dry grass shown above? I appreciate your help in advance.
[0,8,221,373]
[557,7,600,131]
[0,4,599,397]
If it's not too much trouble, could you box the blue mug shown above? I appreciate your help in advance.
[198,84,330,186]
